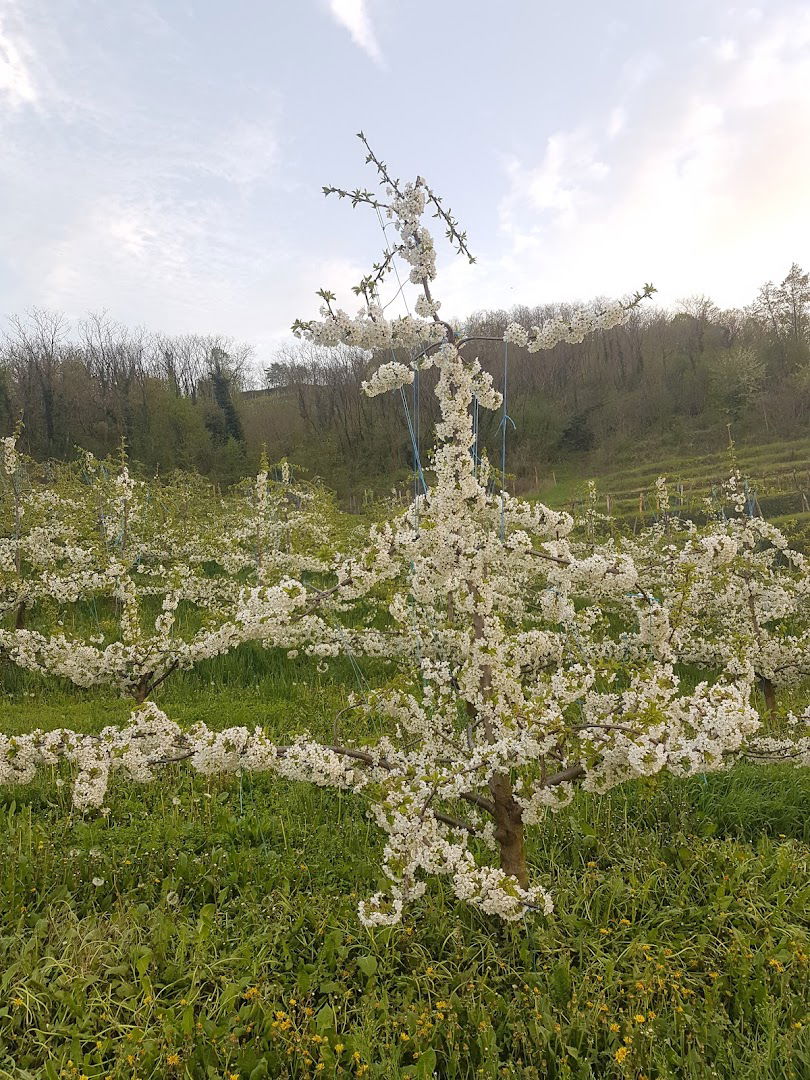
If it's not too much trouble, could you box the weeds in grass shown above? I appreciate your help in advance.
[0,654,807,1078]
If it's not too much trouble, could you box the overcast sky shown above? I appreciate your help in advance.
[1,0,809,363]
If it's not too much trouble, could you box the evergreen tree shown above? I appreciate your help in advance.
[208,347,245,445]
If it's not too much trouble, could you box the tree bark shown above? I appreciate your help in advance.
[758,675,777,721]
[489,771,528,888]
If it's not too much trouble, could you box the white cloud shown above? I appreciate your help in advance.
[517,131,609,218]
[36,189,293,350]
[607,106,626,139]
[0,13,37,109]
[485,5,810,312]
[620,50,661,91]
[714,38,739,62]
[327,0,384,66]
[174,124,281,205]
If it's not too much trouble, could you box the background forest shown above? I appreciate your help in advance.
[2,262,808,500]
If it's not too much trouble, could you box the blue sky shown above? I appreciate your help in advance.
[1,0,809,364]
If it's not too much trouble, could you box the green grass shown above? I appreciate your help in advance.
[536,434,810,535]
[0,652,808,1079]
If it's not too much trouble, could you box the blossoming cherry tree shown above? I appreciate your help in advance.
[2,137,806,927]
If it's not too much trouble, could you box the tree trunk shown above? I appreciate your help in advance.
[489,772,528,888]
[758,675,777,721]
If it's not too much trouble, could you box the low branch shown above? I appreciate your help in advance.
[144,659,180,698]
[148,736,495,827]
[570,722,641,736]
[433,810,478,834]
[459,790,497,815]
[528,549,571,567]
[540,763,586,787]
[148,750,194,766]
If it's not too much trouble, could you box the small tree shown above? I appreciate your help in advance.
[2,138,807,926]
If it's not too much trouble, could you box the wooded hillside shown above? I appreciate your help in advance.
[2,263,808,499]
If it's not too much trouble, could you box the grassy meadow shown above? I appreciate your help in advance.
[537,434,810,543]
[1,447,810,1079]
[0,643,808,1080]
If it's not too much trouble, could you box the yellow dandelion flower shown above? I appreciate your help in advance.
[615,1046,629,1063]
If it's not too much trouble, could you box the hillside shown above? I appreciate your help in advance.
[1,262,808,505]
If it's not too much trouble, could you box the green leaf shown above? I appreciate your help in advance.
[356,955,378,977]
[416,1048,437,1076]
[315,1003,335,1032]
[182,1004,195,1037]
[402,1048,438,1077]
[135,948,153,977]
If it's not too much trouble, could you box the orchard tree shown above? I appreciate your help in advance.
[2,138,808,926]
